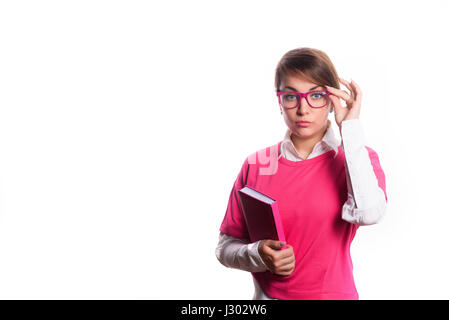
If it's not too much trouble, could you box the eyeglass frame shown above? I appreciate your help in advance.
[276,89,331,109]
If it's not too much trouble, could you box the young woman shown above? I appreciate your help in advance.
[215,47,388,300]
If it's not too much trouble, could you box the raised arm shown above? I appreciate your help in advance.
[339,119,388,225]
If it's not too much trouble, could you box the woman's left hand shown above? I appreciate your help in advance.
[326,78,362,129]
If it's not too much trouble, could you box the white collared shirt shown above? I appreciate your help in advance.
[279,119,339,161]
[216,119,388,300]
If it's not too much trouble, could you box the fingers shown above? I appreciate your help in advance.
[277,253,295,267]
[349,79,362,102]
[259,241,295,275]
[277,261,295,274]
[274,259,295,276]
[329,94,344,110]
[266,245,295,276]
[340,77,360,104]
[263,243,293,260]
[270,256,295,276]
[271,253,294,269]
[326,77,359,104]
[325,83,351,102]
[263,240,286,254]
[338,77,355,99]
[276,244,294,259]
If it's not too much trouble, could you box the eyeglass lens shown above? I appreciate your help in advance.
[280,92,328,108]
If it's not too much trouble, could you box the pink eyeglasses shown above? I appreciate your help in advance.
[277,90,331,109]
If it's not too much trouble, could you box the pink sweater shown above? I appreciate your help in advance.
[219,141,387,300]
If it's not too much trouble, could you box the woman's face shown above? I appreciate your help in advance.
[279,74,332,140]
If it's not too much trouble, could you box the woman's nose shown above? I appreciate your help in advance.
[297,97,310,114]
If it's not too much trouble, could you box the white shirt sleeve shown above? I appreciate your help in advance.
[215,232,268,273]
[339,119,387,226]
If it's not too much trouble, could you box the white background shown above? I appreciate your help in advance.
[0,0,448,299]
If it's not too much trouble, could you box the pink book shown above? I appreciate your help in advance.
[237,186,287,249]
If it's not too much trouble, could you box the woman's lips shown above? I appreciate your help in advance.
[296,121,311,127]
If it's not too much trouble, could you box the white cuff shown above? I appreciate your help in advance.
[342,187,387,226]
[215,232,268,273]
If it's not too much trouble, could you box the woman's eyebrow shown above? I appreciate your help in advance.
[285,85,322,91]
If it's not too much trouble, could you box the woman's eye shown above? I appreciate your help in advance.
[311,93,324,99]
[286,95,296,100]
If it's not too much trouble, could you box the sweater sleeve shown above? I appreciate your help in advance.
[339,119,388,226]
[217,156,269,272]
[215,232,268,272]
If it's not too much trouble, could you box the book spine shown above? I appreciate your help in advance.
[270,201,286,245]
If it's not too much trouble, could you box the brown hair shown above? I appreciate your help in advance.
[274,47,340,92]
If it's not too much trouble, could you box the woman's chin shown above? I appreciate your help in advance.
[294,125,313,132]
[292,130,314,139]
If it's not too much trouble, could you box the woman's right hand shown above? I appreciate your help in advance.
[257,240,295,276]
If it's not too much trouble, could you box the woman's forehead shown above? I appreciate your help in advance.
[283,74,317,87]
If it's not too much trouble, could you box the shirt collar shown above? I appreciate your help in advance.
[279,119,340,160]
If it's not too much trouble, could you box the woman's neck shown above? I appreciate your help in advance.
[290,120,329,159]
